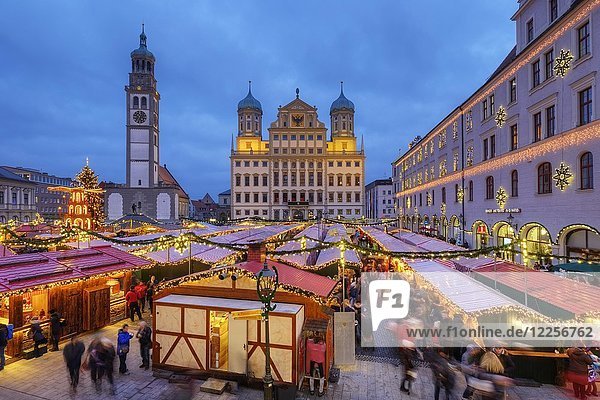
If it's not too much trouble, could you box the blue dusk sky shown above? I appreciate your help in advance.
[0,1,516,199]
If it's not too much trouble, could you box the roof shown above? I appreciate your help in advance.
[0,246,152,295]
[210,224,299,245]
[360,226,420,253]
[330,83,355,114]
[473,262,600,317]
[130,26,155,60]
[0,166,31,184]
[407,260,527,314]
[157,294,303,314]
[0,245,15,257]
[237,83,262,112]
[365,178,392,190]
[238,259,338,298]
[218,189,231,196]
[158,165,189,198]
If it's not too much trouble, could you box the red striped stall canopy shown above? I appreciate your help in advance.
[0,246,152,295]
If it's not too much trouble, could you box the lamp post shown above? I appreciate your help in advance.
[256,261,279,400]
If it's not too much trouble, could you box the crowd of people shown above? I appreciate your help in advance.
[61,320,153,394]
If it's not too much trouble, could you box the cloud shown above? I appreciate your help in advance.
[0,1,516,198]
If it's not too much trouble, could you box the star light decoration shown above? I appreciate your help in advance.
[495,187,508,209]
[553,49,574,78]
[494,105,507,128]
[173,234,190,255]
[457,187,464,203]
[440,203,446,216]
[553,162,573,191]
[426,192,432,206]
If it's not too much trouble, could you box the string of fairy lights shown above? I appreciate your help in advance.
[1,221,598,264]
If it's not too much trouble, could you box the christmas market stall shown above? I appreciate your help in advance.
[0,246,152,359]
[152,251,337,387]
[314,224,360,270]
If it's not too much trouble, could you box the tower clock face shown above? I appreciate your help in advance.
[133,110,147,124]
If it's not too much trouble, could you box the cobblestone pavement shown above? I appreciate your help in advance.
[0,316,578,400]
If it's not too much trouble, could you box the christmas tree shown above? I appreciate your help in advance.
[74,160,105,229]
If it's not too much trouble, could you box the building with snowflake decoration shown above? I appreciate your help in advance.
[392,0,600,266]
[230,83,366,220]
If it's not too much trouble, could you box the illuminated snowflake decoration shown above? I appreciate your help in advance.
[452,121,458,140]
[426,192,432,206]
[457,187,464,203]
[494,105,507,127]
[174,234,189,255]
[553,162,573,191]
[495,187,508,209]
[156,236,172,251]
[440,203,446,216]
[554,49,574,78]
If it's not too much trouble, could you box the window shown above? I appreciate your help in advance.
[534,112,542,142]
[253,193,259,203]
[244,193,250,203]
[454,184,459,202]
[545,49,554,80]
[579,87,592,126]
[263,175,268,186]
[527,18,534,43]
[141,97,147,109]
[485,176,494,199]
[511,170,519,197]
[483,138,489,161]
[441,187,446,203]
[581,152,594,189]
[133,96,139,109]
[419,193,422,206]
[328,175,334,186]
[468,180,474,202]
[273,172,279,186]
[262,193,268,203]
[546,105,555,137]
[490,94,495,115]
[244,176,250,186]
[355,175,361,186]
[490,135,496,158]
[253,175,259,186]
[538,162,552,194]
[482,99,489,119]
[550,0,558,22]
[578,22,590,58]
[532,60,541,88]
[337,175,343,186]
[509,78,517,103]
[510,124,518,151]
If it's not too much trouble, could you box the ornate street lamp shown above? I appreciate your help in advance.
[256,261,279,400]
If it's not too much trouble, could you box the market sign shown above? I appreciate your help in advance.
[485,208,521,214]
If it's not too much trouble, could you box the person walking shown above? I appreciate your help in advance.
[135,281,148,314]
[63,335,85,391]
[136,321,152,370]
[125,286,142,321]
[567,347,594,400]
[49,309,62,351]
[0,322,8,371]
[117,324,134,375]
[87,337,116,395]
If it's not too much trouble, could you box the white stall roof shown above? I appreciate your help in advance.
[408,260,523,313]
[156,294,303,314]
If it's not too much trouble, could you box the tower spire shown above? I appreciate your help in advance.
[340,81,344,95]
[140,23,147,47]
[248,80,252,94]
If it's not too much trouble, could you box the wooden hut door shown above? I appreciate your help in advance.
[83,286,110,331]
[228,316,247,374]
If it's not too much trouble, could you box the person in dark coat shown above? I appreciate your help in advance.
[49,309,62,351]
[29,316,46,357]
[0,323,8,371]
[63,336,85,390]
[87,336,116,395]
[146,275,157,312]
[567,347,594,399]
[136,321,152,369]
